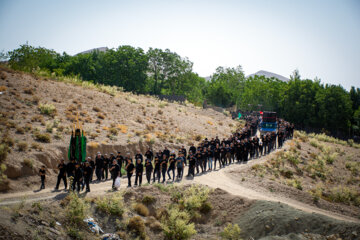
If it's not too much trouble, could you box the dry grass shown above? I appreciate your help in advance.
[88,142,99,149]
[17,141,28,152]
[134,203,149,217]
[116,124,128,134]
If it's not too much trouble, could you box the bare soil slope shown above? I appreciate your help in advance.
[0,67,239,192]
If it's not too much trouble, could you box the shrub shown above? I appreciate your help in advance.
[92,106,101,112]
[17,141,28,152]
[66,192,88,226]
[96,192,124,216]
[134,203,149,217]
[142,195,156,205]
[109,127,118,136]
[0,144,8,162]
[39,103,56,116]
[116,124,128,134]
[97,113,105,119]
[16,127,25,134]
[23,158,33,168]
[194,135,202,142]
[220,223,242,240]
[24,123,32,132]
[162,207,196,240]
[328,187,360,206]
[31,142,43,151]
[127,216,146,239]
[24,88,34,95]
[158,109,163,115]
[34,132,51,143]
[66,227,84,240]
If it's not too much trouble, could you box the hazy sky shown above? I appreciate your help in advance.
[0,0,359,89]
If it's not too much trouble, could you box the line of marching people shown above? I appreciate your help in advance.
[51,115,294,192]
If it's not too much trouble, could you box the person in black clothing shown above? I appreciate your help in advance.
[39,165,46,190]
[195,150,202,174]
[83,161,92,192]
[189,143,196,155]
[145,148,153,161]
[135,150,143,165]
[134,159,143,186]
[73,163,83,192]
[95,152,103,181]
[67,159,76,178]
[160,154,168,183]
[163,147,170,159]
[103,154,110,180]
[187,153,196,177]
[220,145,226,167]
[153,156,160,183]
[180,146,187,165]
[110,159,120,189]
[116,152,124,175]
[202,148,208,172]
[176,152,185,180]
[87,157,95,182]
[214,144,221,170]
[125,158,134,187]
[145,158,153,184]
[167,153,176,181]
[55,159,67,190]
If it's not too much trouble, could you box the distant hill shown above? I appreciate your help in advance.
[247,70,289,82]
[76,47,109,55]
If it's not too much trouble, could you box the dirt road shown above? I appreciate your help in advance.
[0,143,359,224]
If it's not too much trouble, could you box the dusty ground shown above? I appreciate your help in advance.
[0,184,359,240]
[0,66,239,192]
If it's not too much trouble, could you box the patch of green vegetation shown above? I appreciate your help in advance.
[65,192,88,226]
[162,207,196,240]
[95,192,124,216]
[220,223,242,240]
[38,103,56,116]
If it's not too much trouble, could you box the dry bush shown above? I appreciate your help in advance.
[92,106,101,112]
[146,124,155,131]
[0,72,6,80]
[207,120,213,125]
[88,142,99,149]
[90,132,99,139]
[127,216,146,239]
[17,141,28,152]
[193,134,202,142]
[67,104,77,112]
[96,119,102,124]
[34,132,51,143]
[157,109,163,115]
[109,127,118,136]
[32,96,40,104]
[0,85,6,91]
[16,127,25,134]
[24,123,32,132]
[1,134,14,147]
[85,116,93,123]
[24,88,34,95]
[31,142,43,151]
[229,123,234,127]
[39,103,57,116]
[23,158,33,168]
[134,203,149,216]
[136,116,143,123]
[97,113,105,119]
[116,124,128,134]
[219,122,223,126]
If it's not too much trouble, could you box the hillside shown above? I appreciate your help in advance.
[247,70,289,82]
[0,66,239,192]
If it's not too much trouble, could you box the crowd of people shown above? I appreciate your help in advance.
[44,113,294,193]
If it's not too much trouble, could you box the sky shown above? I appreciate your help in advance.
[0,0,359,89]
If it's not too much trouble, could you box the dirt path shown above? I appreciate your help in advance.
[0,143,359,224]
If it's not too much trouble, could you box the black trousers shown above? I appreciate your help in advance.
[153,168,160,183]
[127,172,133,187]
[40,176,45,189]
[56,174,67,189]
[177,167,183,179]
[72,179,81,192]
[202,159,207,171]
[135,172,142,186]
[84,176,90,191]
[161,167,167,182]
[103,167,108,180]
[146,170,152,183]
[167,167,175,180]
[96,167,102,180]
[112,175,117,188]
[220,155,226,166]
[214,156,220,169]
[189,165,195,177]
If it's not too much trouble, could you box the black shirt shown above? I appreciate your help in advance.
[110,164,120,176]
[136,163,144,174]
[84,166,93,177]
[126,162,135,174]
[58,163,67,175]
[145,160,153,172]
[39,169,45,179]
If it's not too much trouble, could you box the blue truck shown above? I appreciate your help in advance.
[260,111,277,134]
